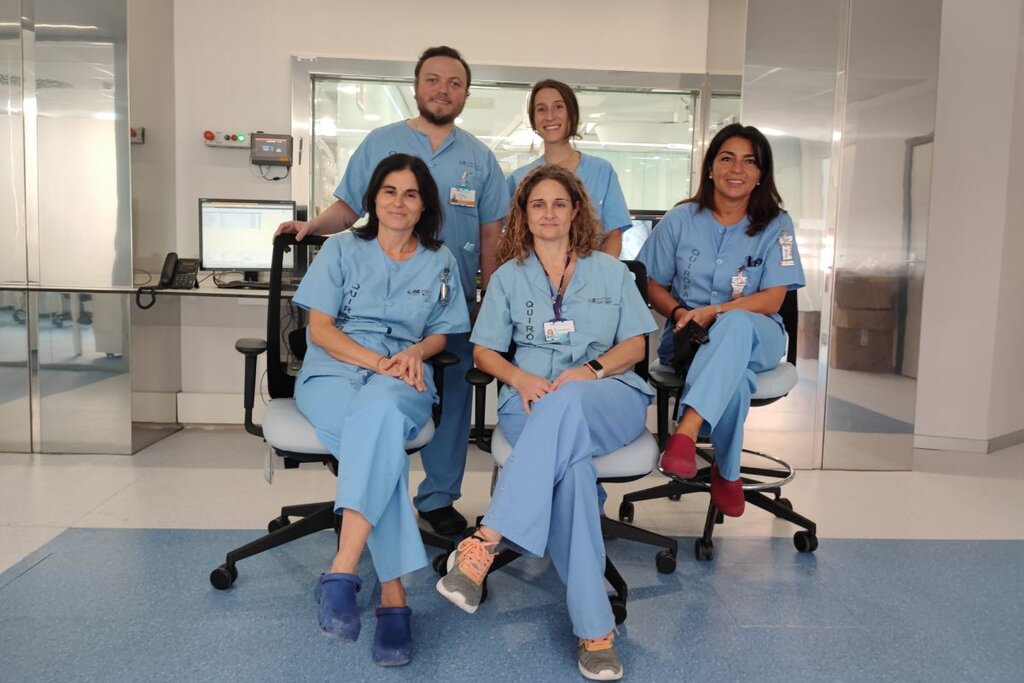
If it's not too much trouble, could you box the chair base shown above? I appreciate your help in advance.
[210,501,456,590]
[620,448,818,562]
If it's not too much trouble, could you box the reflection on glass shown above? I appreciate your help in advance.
[311,78,696,216]
[739,0,850,470]
[823,0,940,470]
[0,5,25,285]
[37,291,131,453]
[34,0,130,288]
[0,291,31,451]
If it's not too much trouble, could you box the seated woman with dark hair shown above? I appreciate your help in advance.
[292,153,469,667]
[436,164,656,681]
[637,123,805,518]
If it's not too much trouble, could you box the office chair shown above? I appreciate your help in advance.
[619,288,818,561]
[462,261,679,624]
[209,234,457,590]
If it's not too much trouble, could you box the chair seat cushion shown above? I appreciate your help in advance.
[262,399,434,455]
[649,360,797,400]
[490,426,659,479]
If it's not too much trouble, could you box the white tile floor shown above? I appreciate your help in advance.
[2,426,1024,574]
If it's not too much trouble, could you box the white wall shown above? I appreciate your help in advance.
[915,0,1024,449]
[157,0,711,396]
[988,3,1024,440]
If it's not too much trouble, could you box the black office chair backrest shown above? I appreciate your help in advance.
[622,260,651,381]
[779,288,798,366]
[267,234,327,400]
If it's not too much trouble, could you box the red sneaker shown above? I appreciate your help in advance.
[658,434,698,479]
[710,464,745,517]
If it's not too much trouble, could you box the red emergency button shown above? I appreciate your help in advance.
[203,130,215,141]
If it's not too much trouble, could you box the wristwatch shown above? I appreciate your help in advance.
[586,359,605,379]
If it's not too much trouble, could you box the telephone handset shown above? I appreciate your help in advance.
[159,252,200,289]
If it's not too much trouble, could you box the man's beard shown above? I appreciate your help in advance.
[417,99,459,126]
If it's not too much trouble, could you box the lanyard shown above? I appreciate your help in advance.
[540,252,572,319]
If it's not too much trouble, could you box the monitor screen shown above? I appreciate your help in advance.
[621,210,664,261]
[199,198,295,271]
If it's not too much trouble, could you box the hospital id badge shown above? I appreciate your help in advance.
[544,318,574,343]
[449,186,477,207]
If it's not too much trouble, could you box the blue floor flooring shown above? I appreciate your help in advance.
[2,529,1022,682]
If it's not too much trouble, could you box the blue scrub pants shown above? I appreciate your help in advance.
[414,330,473,512]
[296,373,433,583]
[482,379,649,640]
[680,310,785,481]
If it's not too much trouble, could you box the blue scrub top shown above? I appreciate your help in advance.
[471,251,657,411]
[507,153,632,233]
[637,202,805,363]
[293,231,471,397]
[335,121,510,300]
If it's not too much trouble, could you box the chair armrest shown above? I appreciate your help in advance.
[235,337,267,438]
[648,366,682,451]
[466,367,497,453]
[428,350,460,427]
[235,338,268,355]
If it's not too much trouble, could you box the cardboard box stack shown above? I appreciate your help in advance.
[830,272,899,373]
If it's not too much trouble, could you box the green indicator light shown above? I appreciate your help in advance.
[238,134,245,141]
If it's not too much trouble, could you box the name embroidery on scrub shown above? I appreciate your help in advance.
[680,248,700,300]
[339,282,360,324]
[524,300,535,342]
[779,228,795,267]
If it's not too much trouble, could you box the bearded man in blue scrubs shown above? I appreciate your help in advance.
[278,46,510,535]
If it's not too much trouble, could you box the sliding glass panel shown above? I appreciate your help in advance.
[34,0,131,288]
[37,291,131,453]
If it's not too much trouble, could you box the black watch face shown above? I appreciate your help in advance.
[589,360,603,371]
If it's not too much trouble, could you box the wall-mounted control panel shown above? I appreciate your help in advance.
[202,130,249,148]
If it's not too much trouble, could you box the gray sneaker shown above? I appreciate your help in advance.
[435,535,497,614]
[577,635,623,681]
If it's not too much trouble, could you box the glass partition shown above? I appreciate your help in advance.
[34,0,131,288]
[822,0,940,469]
[0,0,25,285]
[310,77,697,219]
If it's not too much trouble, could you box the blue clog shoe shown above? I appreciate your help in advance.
[314,572,362,641]
[372,606,413,666]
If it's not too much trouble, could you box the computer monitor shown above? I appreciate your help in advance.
[199,198,295,279]
[621,210,665,261]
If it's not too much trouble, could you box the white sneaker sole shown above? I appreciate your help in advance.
[578,660,623,681]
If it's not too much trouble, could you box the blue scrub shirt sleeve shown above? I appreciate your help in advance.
[599,166,633,232]
[424,250,472,336]
[759,213,806,291]
[636,209,684,286]
[614,263,659,343]
[476,152,512,224]
[505,173,519,204]
[293,236,346,317]
[333,137,374,214]
[469,268,513,352]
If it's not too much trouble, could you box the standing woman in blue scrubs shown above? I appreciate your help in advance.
[293,154,469,666]
[507,79,632,257]
[436,165,656,681]
[637,123,804,518]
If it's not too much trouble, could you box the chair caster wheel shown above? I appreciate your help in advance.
[618,502,634,523]
[694,539,714,561]
[609,597,627,625]
[210,563,238,590]
[668,493,682,502]
[777,497,793,511]
[267,516,290,533]
[655,550,676,574]
[432,552,450,576]
[794,531,818,553]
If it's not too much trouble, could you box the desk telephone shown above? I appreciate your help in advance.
[159,252,200,289]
